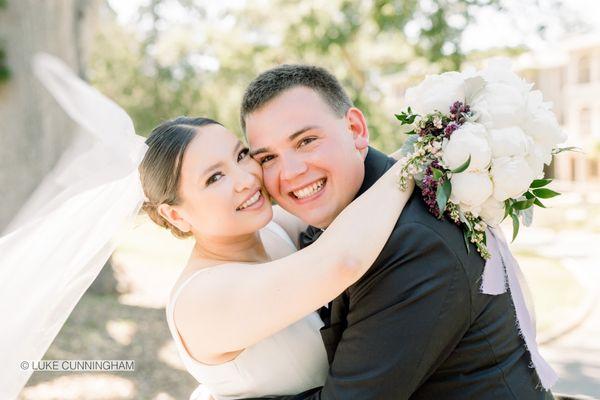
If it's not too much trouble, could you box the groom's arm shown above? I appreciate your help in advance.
[245,221,473,400]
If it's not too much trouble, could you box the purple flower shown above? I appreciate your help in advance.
[444,122,459,138]
[421,161,444,218]
[449,101,462,115]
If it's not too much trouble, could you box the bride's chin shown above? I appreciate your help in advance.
[250,206,274,230]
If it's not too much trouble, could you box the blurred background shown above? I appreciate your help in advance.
[0,0,599,399]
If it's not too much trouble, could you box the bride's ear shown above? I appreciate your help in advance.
[157,203,192,234]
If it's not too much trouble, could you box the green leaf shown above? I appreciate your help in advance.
[395,112,417,125]
[524,191,534,199]
[463,229,471,254]
[431,167,444,181]
[533,198,546,208]
[405,130,417,135]
[530,178,552,188]
[552,146,582,155]
[532,188,560,199]
[451,155,471,174]
[510,213,520,242]
[436,179,452,215]
[513,198,535,211]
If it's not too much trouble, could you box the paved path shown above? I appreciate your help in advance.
[515,226,600,399]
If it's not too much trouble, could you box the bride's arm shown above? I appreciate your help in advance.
[175,160,413,359]
[389,146,404,160]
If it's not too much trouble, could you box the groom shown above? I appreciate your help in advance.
[241,65,553,399]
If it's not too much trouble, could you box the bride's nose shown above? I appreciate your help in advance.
[233,166,256,193]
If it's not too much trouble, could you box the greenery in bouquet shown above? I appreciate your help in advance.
[395,60,574,259]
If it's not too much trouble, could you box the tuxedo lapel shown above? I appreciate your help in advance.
[319,294,348,364]
[299,146,395,364]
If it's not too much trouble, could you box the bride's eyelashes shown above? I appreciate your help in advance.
[238,147,250,162]
[205,148,252,186]
[206,172,224,186]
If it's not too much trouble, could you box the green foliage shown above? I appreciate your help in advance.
[436,179,452,214]
[0,0,8,83]
[90,0,505,148]
[0,45,9,82]
[450,155,471,173]
[0,0,10,83]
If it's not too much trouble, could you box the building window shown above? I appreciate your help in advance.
[580,107,592,137]
[578,55,591,83]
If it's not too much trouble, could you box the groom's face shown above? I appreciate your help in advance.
[246,86,368,228]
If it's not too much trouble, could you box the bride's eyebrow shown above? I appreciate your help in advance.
[199,142,244,178]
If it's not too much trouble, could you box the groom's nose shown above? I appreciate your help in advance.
[280,153,308,182]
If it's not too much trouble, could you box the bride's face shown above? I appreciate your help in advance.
[173,124,272,237]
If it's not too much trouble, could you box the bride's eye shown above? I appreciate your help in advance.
[238,148,250,162]
[206,172,224,186]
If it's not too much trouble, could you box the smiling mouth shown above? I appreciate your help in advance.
[236,190,262,211]
[290,178,326,200]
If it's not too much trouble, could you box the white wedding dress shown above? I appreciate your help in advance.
[165,221,329,400]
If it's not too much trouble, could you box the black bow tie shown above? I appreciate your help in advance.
[299,225,325,249]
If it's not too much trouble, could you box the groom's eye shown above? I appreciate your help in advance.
[298,136,317,148]
[258,155,275,165]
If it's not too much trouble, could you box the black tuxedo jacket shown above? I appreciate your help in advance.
[246,147,553,400]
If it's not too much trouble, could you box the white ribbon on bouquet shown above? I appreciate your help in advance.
[482,227,558,389]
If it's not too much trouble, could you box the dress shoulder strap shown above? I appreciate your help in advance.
[262,221,296,250]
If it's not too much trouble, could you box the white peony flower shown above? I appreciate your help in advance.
[525,142,553,179]
[522,106,567,148]
[488,126,531,158]
[404,71,465,115]
[442,122,491,171]
[479,58,532,93]
[450,171,493,208]
[490,156,535,201]
[479,196,506,226]
[470,82,527,129]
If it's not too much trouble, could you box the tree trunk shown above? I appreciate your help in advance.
[0,0,118,293]
[0,0,98,230]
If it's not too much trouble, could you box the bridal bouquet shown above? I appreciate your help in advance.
[396,59,571,259]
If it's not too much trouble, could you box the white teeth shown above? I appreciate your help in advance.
[293,179,325,199]
[238,191,261,210]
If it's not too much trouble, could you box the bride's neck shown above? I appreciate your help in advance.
[192,231,269,264]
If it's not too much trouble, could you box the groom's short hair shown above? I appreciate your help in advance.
[240,64,354,132]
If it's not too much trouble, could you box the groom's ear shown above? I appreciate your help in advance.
[157,204,192,234]
[346,107,369,158]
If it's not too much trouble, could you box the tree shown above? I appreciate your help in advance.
[0,0,99,230]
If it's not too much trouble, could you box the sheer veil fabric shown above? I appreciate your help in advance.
[0,54,147,399]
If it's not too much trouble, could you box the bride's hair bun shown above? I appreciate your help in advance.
[138,116,221,239]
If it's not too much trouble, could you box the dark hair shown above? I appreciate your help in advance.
[240,64,353,132]
[139,116,221,239]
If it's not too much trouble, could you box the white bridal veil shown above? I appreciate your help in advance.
[0,54,147,399]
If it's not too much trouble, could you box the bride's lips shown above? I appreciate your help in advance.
[236,189,266,211]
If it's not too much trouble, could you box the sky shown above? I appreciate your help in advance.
[107,0,600,52]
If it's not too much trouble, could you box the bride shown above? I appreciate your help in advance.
[0,54,412,399]
[141,116,411,399]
